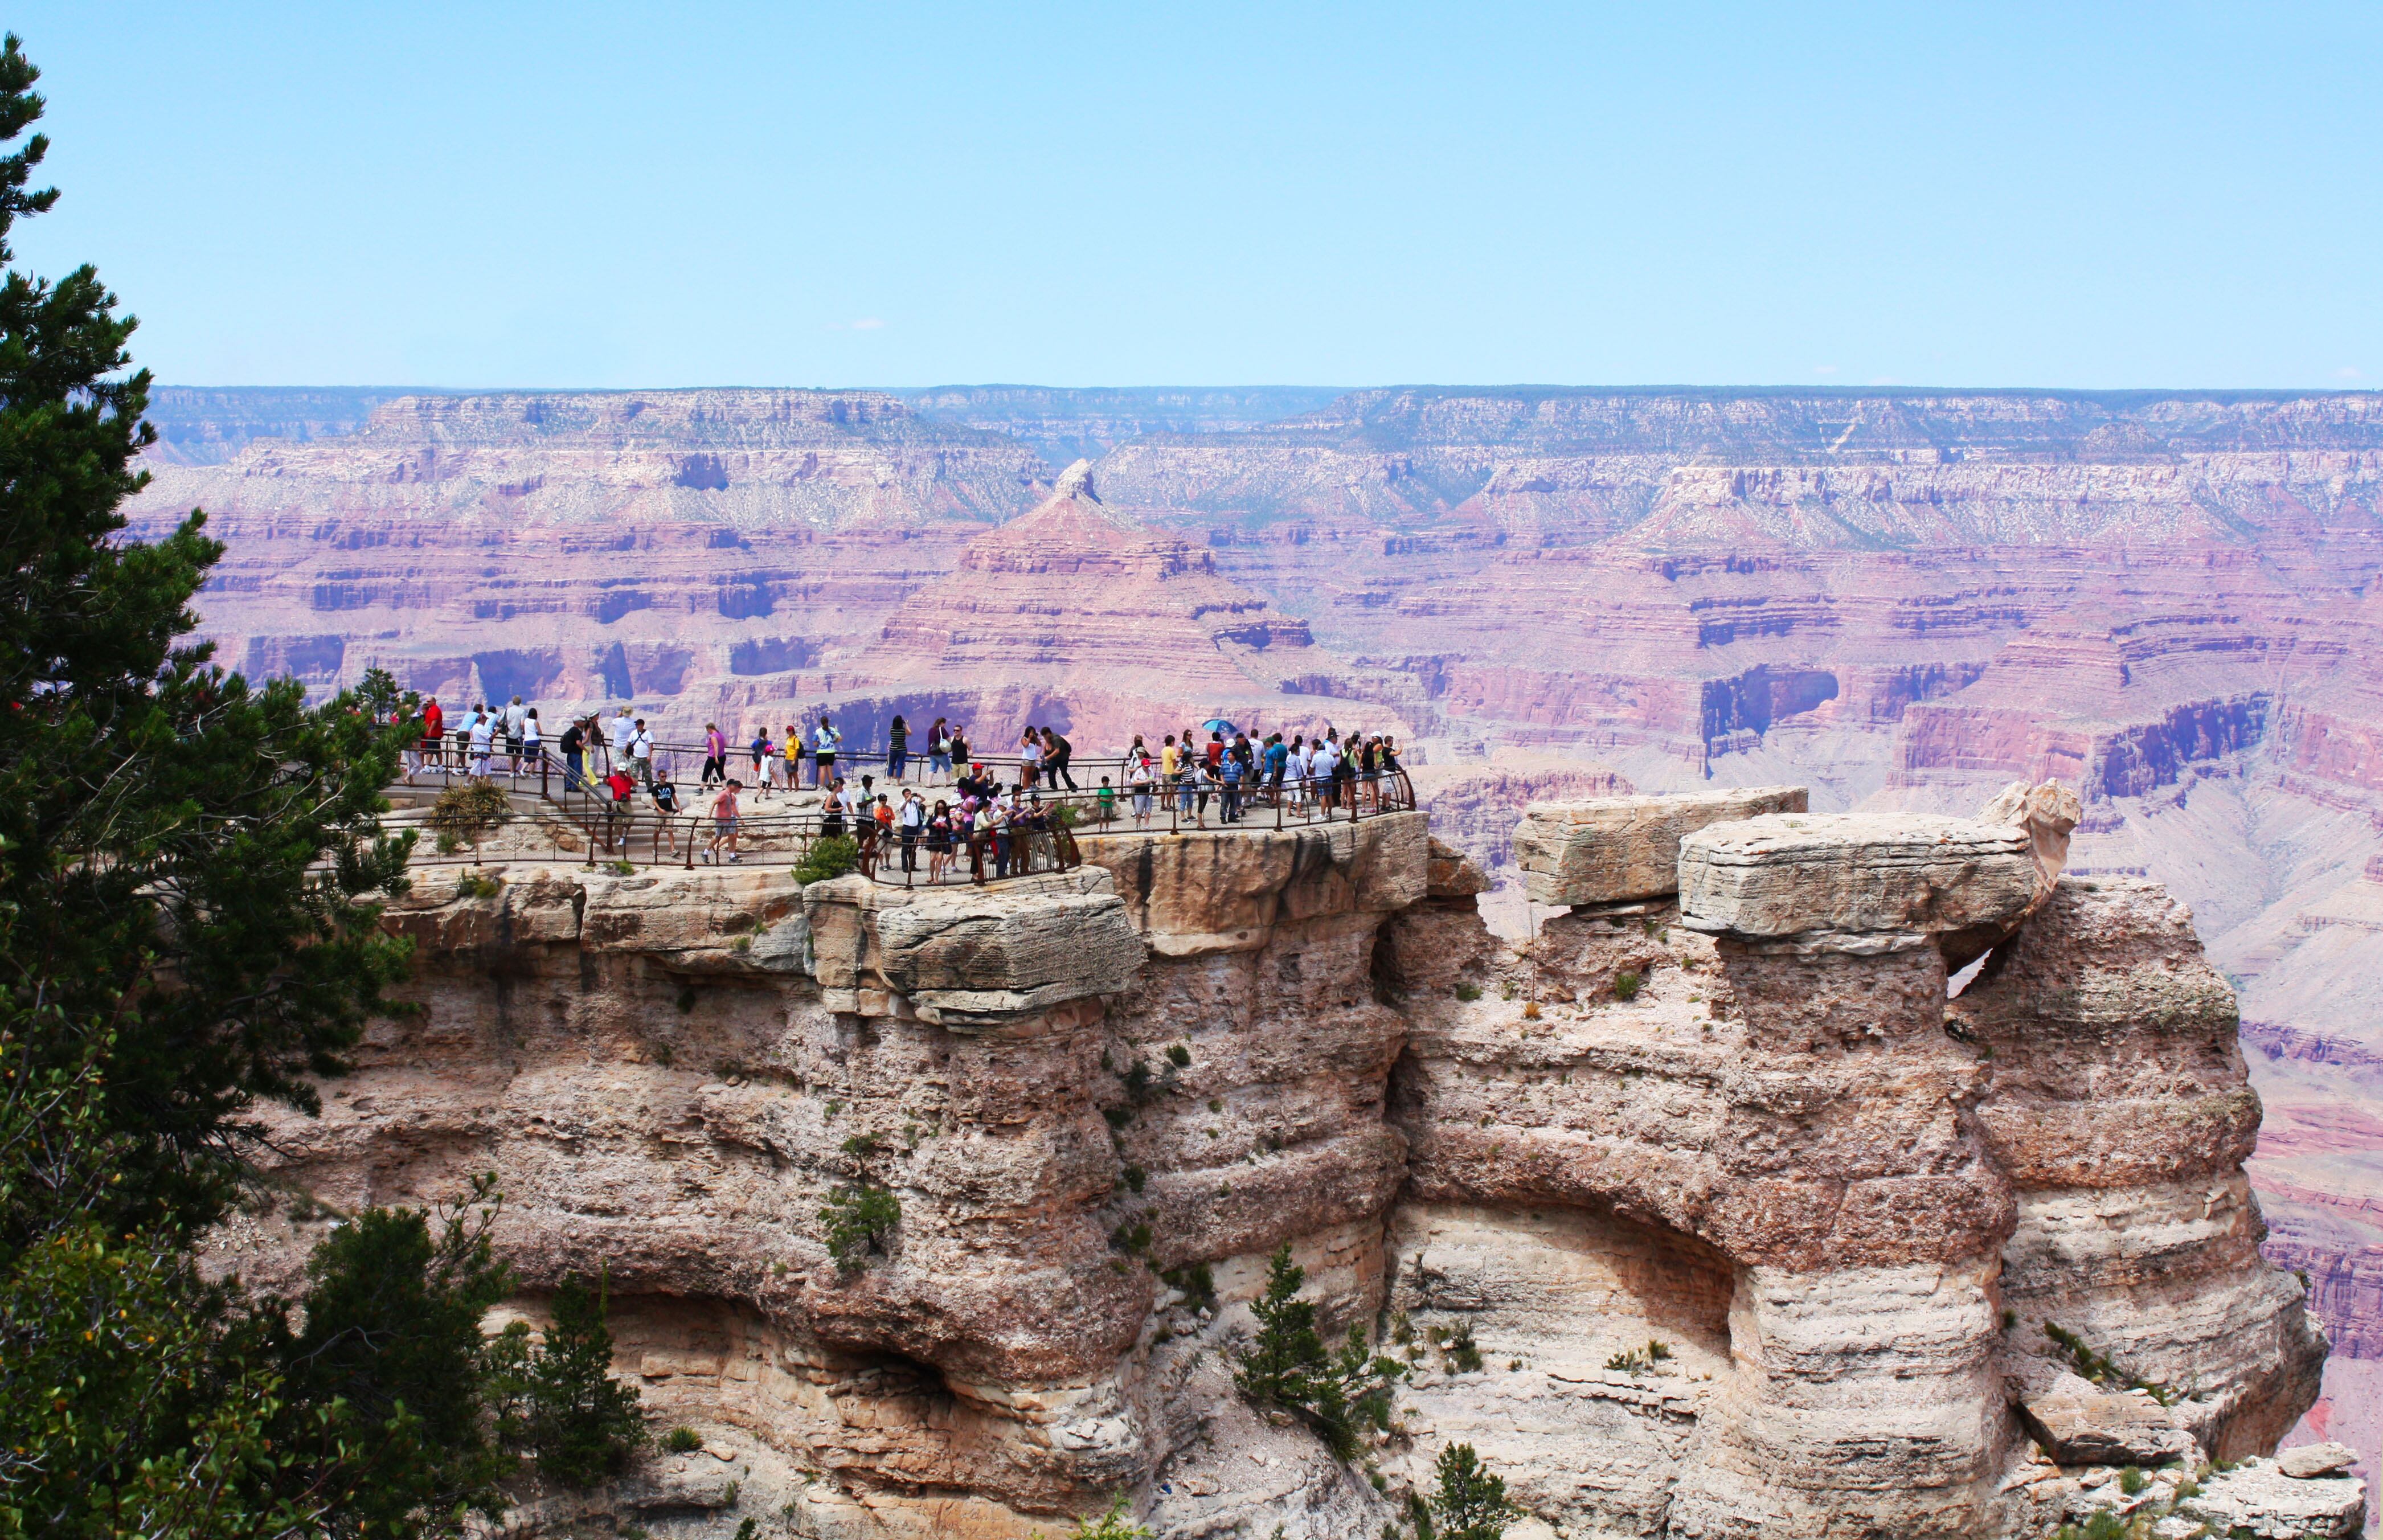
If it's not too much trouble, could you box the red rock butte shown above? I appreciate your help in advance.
[865,460,1366,743]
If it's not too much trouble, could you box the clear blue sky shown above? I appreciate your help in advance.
[10,3,2379,390]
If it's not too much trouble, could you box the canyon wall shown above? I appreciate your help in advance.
[144,383,2383,1516]
[211,789,2359,1537]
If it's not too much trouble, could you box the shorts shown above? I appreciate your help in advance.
[714,816,738,835]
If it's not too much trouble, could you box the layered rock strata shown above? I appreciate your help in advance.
[210,789,2341,1538]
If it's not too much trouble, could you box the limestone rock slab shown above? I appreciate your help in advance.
[2172,1456,2367,1538]
[1677,813,2035,940]
[2278,1443,2360,1479]
[1425,835,1489,898]
[876,879,1145,1023]
[1513,786,1807,907]
[2019,1377,2199,1466]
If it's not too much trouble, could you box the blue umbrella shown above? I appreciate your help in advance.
[1199,717,1239,738]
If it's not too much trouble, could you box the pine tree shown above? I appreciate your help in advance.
[516,1273,647,1487]
[0,33,493,1536]
[1232,1244,1403,1459]
[1235,1243,1328,1409]
[1430,1443,1520,1540]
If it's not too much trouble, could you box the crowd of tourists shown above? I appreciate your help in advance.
[389,695,1406,880]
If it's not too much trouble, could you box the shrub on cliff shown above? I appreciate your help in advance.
[430,780,512,842]
[1233,1244,1404,1459]
[490,1271,647,1488]
[793,833,860,885]
[821,1182,901,1266]
[1428,1443,1520,1540]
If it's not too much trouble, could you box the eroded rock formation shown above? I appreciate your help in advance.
[211,788,2353,1537]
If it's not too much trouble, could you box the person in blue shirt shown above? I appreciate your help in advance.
[1263,733,1289,802]
[1218,744,1246,823]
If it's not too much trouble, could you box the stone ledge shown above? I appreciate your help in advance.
[1678,813,2036,940]
[1514,786,1807,907]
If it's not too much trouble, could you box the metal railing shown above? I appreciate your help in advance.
[391,761,1416,887]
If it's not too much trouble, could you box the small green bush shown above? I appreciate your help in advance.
[793,833,859,886]
[662,1426,702,1454]
[435,829,464,855]
[1453,982,1483,1002]
[1446,1318,1483,1374]
[1614,971,1642,1002]
[1069,1494,1153,1540]
[1166,1043,1192,1067]
[430,780,511,839]
[454,874,502,900]
[1122,1162,1147,1194]
[821,1183,900,1267]
[2118,1467,2147,1496]
[1161,1262,1215,1309]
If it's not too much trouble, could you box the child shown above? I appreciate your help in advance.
[1096,775,1117,824]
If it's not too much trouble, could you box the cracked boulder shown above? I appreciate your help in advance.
[1677,812,2036,945]
[1514,786,1806,907]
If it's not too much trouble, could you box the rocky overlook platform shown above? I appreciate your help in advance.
[209,789,2361,1538]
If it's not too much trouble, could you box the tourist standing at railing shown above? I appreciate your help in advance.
[706,779,742,864]
[779,723,800,795]
[1043,726,1078,791]
[1264,733,1289,799]
[599,706,630,775]
[948,723,969,774]
[1018,728,1043,789]
[521,708,543,775]
[701,722,727,787]
[887,714,910,782]
[560,716,587,792]
[812,714,841,789]
[467,707,496,779]
[1129,758,1153,825]
[501,696,527,772]
[1313,732,1341,809]
[926,798,954,880]
[926,717,952,783]
[627,718,656,787]
[1218,743,1246,823]
[420,696,444,771]
[747,725,771,798]
[896,787,925,873]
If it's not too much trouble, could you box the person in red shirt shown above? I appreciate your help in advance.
[420,697,444,772]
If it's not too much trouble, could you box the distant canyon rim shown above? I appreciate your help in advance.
[137,382,2383,1528]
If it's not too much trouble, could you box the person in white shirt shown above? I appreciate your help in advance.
[1311,735,1341,809]
[896,787,927,875]
[605,706,634,775]
[812,715,842,789]
[629,718,656,786]
[467,709,496,779]
[503,695,529,771]
[521,708,543,771]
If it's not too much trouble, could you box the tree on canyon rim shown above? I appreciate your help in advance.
[0,35,548,1538]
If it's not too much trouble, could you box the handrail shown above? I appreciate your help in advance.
[390,760,1416,887]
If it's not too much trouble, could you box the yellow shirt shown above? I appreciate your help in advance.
[1161,746,1180,776]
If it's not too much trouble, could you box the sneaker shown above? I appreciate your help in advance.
[727,853,742,863]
